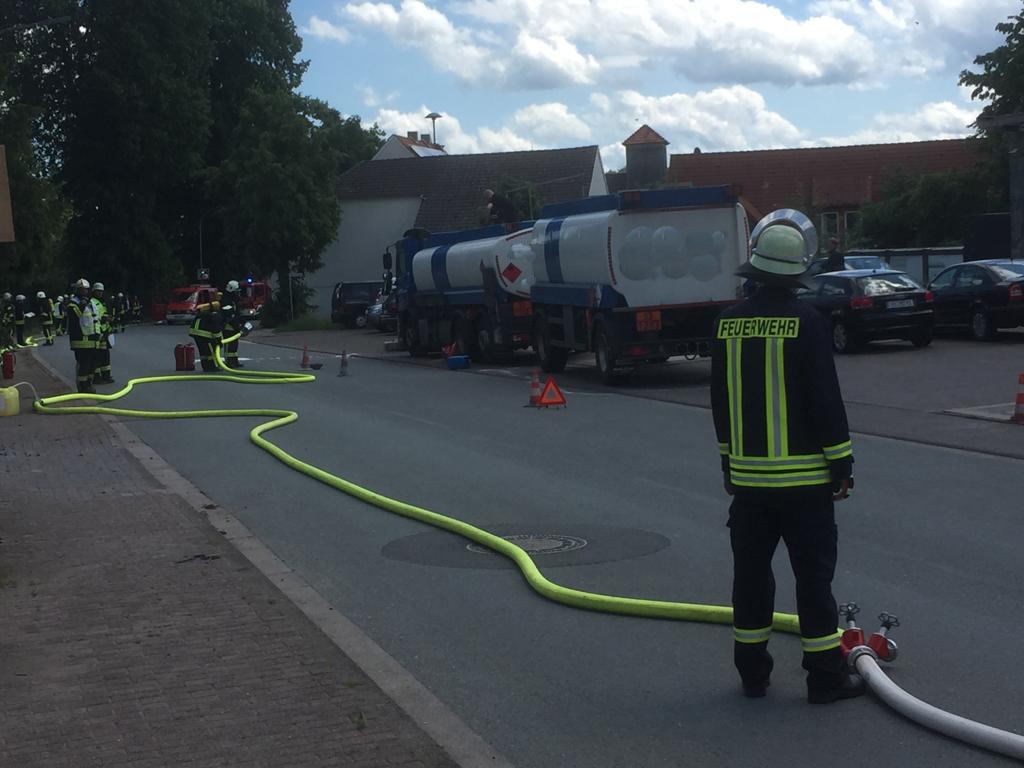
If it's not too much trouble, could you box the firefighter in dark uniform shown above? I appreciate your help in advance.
[67,279,98,393]
[13,294,27,346]
[219,280,243,368]
[36,291,55,345]
[711,211,863,705]
[91,282,114,383]
[188,295,223,371]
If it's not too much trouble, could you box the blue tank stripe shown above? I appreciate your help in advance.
[431,246,451,289]
[544,219,565,283]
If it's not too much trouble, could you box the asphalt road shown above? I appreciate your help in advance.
[35,327,1024,767]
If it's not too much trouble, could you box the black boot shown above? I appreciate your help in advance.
[735,642,774,698]
[808,672,866,704]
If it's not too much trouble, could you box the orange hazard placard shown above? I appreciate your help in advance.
[538,377,567,407]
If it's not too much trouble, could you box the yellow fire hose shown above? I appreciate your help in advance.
[32,335,800,633]
[30,336,1024,760]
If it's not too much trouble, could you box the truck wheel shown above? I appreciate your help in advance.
[403,317,424,357]
[454,314,481,361]
[534,320,568,373]
[594,323,621,384]
[476,318,508,364]
[971,307,995,341]
[910,327,932,348]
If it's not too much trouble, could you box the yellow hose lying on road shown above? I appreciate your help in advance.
[33,339,801,634]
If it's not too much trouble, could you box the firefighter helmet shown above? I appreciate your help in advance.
[15,294,25,301]
[92,282,105,291]
[37,291,46,299]
[2,292,10,300]
[226,279,240,292]
[75,278,91,289]
[738,209,817,287]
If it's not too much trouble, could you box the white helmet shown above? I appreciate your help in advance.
[2,292,10,300]
[739,209,818,285]
[56,295,64,302]
[92,282,105,291]
[15,294,25,301]
[75,278,91,289]
[37,291,46,299]
[117,292,124,297]
[226,279,240,292]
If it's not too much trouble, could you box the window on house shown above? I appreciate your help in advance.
[844,211,861,243]
[820,212,839,242]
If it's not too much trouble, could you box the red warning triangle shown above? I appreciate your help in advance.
[537,377,567,407]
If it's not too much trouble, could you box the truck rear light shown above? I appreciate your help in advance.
[1010,283,1023,302]
[924,291,934,303]
[512,300,533,317]
[635,310,662,332]
[850,296,873,309]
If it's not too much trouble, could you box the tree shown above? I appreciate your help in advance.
[960,8,1024,121]
[61,0,213,297]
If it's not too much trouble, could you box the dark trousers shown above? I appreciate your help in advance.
[191,337,215,371]
[729,488,845,690]
[222,326,240,367]
[73,348,94,392]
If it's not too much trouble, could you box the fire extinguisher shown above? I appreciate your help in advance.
[1,350,14,380]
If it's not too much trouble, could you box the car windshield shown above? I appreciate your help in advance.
[342,284,376,299]
[846,257,888,270]
[172,290,197,303]
[990,263,1024,279]
[856,274,920,296]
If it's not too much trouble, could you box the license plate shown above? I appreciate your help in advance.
[887,299,914,309]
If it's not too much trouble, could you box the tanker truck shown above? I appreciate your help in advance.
[386,185,749,382]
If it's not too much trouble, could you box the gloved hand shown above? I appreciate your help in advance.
[832,476,854,501]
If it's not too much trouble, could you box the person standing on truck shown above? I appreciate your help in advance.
[710,215,862,705]
[484,189,520,224]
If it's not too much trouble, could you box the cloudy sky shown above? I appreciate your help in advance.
[291,0,1018,169]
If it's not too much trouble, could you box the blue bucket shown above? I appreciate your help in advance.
[446,355,470,370]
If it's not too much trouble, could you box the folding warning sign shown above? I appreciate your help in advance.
[537,377,567,407]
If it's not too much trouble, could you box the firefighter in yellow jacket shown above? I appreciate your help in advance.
[188,295,223,371]
[711,211,862,705]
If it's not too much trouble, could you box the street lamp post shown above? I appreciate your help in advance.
[425,112,442,145]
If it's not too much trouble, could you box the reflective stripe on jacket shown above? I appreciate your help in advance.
[711,286,852,489]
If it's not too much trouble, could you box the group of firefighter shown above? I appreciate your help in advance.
[55,279,139,393]
[187,279,245,372]
[1,286,141,356]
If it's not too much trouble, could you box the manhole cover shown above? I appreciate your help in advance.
[382,524,670,570]
[466,533,588,556]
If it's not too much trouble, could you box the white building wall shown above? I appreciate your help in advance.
[588,154,609,195]
[372,136,415,160]
[310,197,422,318]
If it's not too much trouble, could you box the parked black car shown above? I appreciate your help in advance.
[330,281,380,327]
[807,255,890,277]
[927,260,1024,340]
[796,269,933,353]
[365,290,398,332]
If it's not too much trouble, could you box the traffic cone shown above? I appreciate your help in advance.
[338,349,348,377]
[300,345,310,369]
[528,368,541,406]
[1013,373,1024,423]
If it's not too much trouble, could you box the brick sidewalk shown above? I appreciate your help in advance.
[0,353,459,768]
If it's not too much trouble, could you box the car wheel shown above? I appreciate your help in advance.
[832,320,859,354]
[970,307,995,341]
[355,314,367,328]
[910,327,932,348]
[533,318,568,373]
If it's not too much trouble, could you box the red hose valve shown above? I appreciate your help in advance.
[867,612,900,662]
[838,602,864,659]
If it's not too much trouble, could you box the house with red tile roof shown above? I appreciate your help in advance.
[665,139,984,245]
[373,131,448,160]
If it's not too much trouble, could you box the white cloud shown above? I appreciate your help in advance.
[512,103,591,142]
[371,106,537,154]
[303,15,351,44]
[359,85,399,108]
[590,85,803,163]
[813,100,979,145]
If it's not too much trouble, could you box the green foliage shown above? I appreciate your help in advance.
[1,0,384,309]
[960,8,1024,120]
[259,277,315,328]
[858,169,1003,247]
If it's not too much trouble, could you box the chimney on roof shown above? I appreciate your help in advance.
[407,131,418,140]
[623,124,669,189]
[421,133,431,143]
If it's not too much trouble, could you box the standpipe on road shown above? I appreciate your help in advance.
[31,335,1024,763]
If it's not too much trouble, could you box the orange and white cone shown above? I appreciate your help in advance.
[301,345,310,369]
[1013,373,1024,423]
[528,368,541,406]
